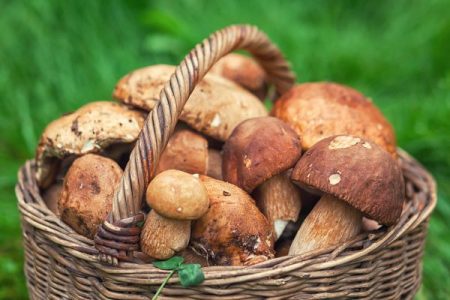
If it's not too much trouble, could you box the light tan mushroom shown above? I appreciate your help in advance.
[222,117,302,239]
[36,101,144,188]
[209,53,268,99]
[146,169,209,220]
[289,135,404,255]
[113,65,268,141]
[58,154,123,238]
[192,176,274,266]
[140,210,190,260]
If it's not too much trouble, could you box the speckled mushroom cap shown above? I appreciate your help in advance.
[271,82,397,157]
[222,117,302,193]
[209,53,268,99]
[113,65,267,141]
[35,101,145,188]
[291,135,404,225]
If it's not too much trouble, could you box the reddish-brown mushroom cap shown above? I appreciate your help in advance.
[291,135,404,225]
[271,82,397,157]
[222,116,302,193]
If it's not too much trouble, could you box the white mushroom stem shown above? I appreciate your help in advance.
[289,194,362,255]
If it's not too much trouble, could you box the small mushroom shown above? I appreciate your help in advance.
[192,175,275,266]
[271,82,397,157]
[36,101,144,188]
[222,117,302,239]
[141,170,209,259]
[58,154,123,238]
[288,135,404,255]
[140,210,191,260]
[113,65,268,141]
[42,182,63,216]
[209,53,268,99]
[156,128,208,175]
[146,169,209,220]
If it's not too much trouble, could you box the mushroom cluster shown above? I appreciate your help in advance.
[35,55,405,266]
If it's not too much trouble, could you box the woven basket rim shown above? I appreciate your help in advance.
[15,147,436,287]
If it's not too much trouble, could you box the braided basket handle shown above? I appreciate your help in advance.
[95,24,296,263]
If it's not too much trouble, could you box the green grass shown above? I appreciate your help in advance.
[1,1,449,299]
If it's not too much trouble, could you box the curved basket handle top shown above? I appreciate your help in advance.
[95,24,296,262]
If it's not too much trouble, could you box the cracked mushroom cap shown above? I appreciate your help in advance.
[146,170,209,220]
[209,53,268,99]
[113,65,267,141]
[271,82,397,157]
[222,117,302,193]
[36,101,144,188]
[58,154,123,238]
[291,135,404,225]
[192,176,274,266]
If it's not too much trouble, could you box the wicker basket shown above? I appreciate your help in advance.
[16,25,436,300]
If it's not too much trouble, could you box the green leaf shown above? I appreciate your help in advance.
[153,256,184,270]
[178,264,205,287]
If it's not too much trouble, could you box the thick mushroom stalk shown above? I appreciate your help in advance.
[289,194,362,255]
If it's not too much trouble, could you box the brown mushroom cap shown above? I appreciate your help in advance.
[156,128,208,175]
[113,65,267,141]
[271,82,397,157]
[146,170,209,220]
[209,53,268,99]
[140,210,190,260]
[192,176,274,266]
[58,154,123,238]
[36,101,144,188]
[291,135,404,225]
[222,116,302,193]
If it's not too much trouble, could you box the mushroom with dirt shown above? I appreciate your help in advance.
[222,116,302,240]
[288,135,405,255]
[192,175,275,266]
[141,170,209,260]
[209,53,268,99]
[58,154,123,238]
[35,101,145,188]
[271,82,397,157]
[113,65,268,141]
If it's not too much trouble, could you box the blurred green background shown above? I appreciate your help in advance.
[1,0,449,299]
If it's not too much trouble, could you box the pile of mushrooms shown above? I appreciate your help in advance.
[35,53,406,267]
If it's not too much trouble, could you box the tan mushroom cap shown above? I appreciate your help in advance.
[222,116,302,193]
[113,65,267,141]
[192,176,274,266]
[209,53,268,99]
[291,135,404,225]
[146,170,209,220]
[58,154,123,238]
[271,82,397,157]
[140,210,190,260]
[156,128,208,175]
[36,101,144,188]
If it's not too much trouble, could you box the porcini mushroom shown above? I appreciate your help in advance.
[36,101,144,188]
[42,182,63,216]
[156,128,209,175]
[222,117,302,239]
[58,154,123,238]
[209,53,268,99]
[288,135,404,255]
[113,65,267,141]
[140,210,191,260]
[192,176,274,266]
[271,82,397,157]
[206,149,222,180]
[141,170,209,260]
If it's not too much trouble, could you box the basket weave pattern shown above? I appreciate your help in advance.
[16,25,436,299]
